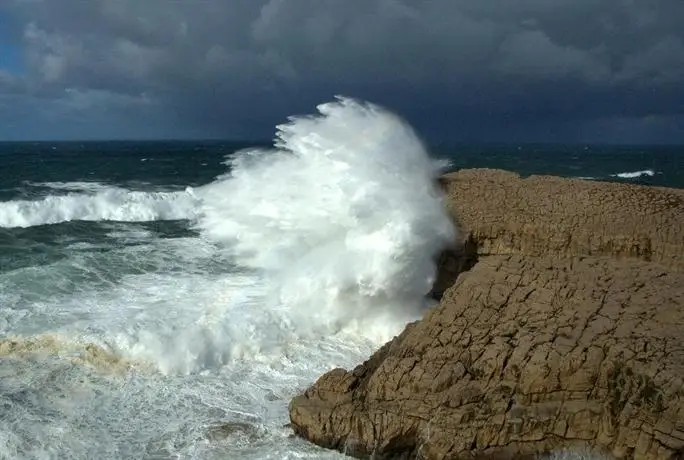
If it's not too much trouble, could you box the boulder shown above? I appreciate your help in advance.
[289,169,684,459]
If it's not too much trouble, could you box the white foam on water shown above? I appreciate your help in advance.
[0,234,375,459]
[195,96,456,345]
[1,97,457,458]
[24,181,112,192]
[0,186,199,228]
[5,96,455,370]
[610,169,656,179]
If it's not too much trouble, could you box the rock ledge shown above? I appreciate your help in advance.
[289,170,684,460]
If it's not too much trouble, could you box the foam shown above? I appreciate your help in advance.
[0,97,457,458]
[195,96,456,347]
[0,186,199,228]
[24,181,112,192]
[611,169,656,179]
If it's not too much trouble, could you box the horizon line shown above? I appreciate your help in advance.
[0,139,682,148]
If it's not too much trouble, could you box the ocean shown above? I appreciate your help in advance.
[0,98,682,459]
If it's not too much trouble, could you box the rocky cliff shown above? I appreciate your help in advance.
[440,169,682,267]
[289,169,684,460]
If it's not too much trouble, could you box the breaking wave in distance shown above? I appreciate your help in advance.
[0,186,200,228]
[195,96,456,346]
[611,169,656,179]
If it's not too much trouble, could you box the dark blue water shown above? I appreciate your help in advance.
[436,143,684,188]
[0,141,249,201]
[1,141,681,203]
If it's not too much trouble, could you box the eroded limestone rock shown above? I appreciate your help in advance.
[441,169,684,267]
[290,170,684,460]
[291,255,684,459]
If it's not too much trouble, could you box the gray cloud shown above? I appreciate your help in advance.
[2,0,683,141]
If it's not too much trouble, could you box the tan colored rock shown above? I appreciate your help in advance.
[440,169,684,267]
[290,169,684,460]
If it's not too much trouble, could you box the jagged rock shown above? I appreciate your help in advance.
[290,169,684,460]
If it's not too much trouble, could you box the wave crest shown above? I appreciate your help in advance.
[196,96,456,343]
[0,186,199,228]
[611,169,656,179]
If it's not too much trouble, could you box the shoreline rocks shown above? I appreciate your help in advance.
[441,169,684,268]
[289,169,684,459]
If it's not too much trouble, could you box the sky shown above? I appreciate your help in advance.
[0,0,683,143]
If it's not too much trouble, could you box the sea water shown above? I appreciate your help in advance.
[0,98,456,459]
[0,97,681,459]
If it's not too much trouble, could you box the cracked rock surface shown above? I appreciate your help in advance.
[289,169,684,459]
[441,169,684,267]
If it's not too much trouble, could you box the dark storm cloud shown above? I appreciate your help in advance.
[1,0,683,141]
